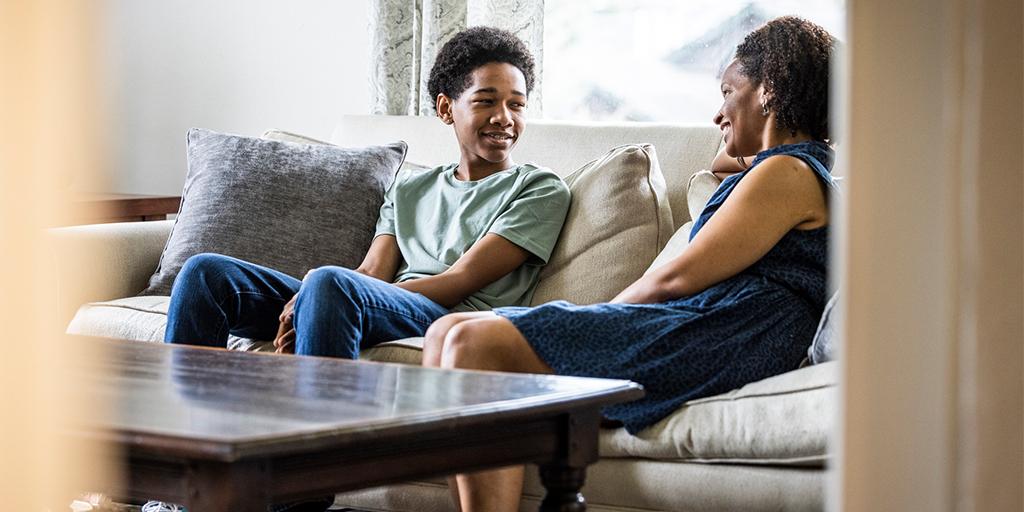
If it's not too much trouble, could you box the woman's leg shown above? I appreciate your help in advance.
[422,312,494,512]
[424,313,554,512]
[165,253,301,347]
[422,312,491,367]
[292,266,449,359]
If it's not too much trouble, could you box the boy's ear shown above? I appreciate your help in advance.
[436,94,454,125]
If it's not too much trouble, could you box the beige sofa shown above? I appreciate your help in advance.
[58,115,836,511]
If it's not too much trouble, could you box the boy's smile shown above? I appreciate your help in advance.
[437,62,528,181]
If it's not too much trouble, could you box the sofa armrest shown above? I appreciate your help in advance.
[50,220,172,324]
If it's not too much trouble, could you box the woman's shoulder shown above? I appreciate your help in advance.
[752,141,837,191]
[755,141,834,169]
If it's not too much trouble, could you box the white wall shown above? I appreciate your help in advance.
[102,0,370,195]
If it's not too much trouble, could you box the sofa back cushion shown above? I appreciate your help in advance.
[645,170,722,275]
[530,144,674,305]
[142,128,406,295]
[329,115,722,229]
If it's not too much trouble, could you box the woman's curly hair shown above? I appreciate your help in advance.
[735,16,837,142]
[427,26,536,111]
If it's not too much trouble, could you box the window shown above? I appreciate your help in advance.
[542,0,845,123]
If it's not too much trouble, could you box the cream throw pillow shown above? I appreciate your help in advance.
[645,170,721,275]
[530,144,673,306]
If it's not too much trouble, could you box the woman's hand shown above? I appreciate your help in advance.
[274,294,297,354]
[710,145,754,179]
[610,273,674,304]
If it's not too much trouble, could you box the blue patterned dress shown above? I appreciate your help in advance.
[494,141,837,434]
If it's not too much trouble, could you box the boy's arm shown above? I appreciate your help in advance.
[395,234,529,308]
[356,235,402,282]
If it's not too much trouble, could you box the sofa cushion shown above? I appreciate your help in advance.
[599,361,837,465]
[330,116,724,231]
[686,169,722,223]
[645,170,720,274]
[142,128,406,295]
[67,296,425,362]
[260,128,332,145]
[530,144,674,305]
[67,296,170,343]
[808,290,841,364]
[336,457,824,512]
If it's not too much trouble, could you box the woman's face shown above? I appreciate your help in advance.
[713,60,768,157]
[438,62,528,172]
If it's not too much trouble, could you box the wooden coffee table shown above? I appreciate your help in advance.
[74,338,643,511]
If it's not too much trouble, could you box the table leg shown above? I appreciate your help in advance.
[538,464,587,512]
[187,460,270,511]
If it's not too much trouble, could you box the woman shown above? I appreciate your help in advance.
[421,16,839,512]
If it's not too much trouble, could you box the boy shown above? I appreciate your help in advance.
[164,26,571,361]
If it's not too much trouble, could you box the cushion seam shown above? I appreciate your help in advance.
[682,382,836,405]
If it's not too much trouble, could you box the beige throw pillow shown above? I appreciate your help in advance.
[686,169,722,223]
[645,170,721,275]
[530,144,673,306]
[260,129,332,145]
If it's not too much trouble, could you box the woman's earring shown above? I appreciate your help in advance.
[761,101,769,117]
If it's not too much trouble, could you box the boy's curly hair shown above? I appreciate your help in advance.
[735,16,837,142]
[427,26,536,111]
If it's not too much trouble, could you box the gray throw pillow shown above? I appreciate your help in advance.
[808,290,841,364]
[142,128,406,295]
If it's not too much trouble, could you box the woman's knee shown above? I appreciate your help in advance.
[425,313,476,341]
[424,313,482,367]
[441,318,508,370]
[442,317,551,373]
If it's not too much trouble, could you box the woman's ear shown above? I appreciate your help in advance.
[757,85,771,117]
[436,94,454,125]
[757,86,770,117]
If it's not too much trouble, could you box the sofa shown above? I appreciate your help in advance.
[57,115,837,511]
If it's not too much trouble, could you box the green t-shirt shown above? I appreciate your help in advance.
[374,163,571,312]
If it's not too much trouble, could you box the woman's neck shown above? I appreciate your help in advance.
[761,128,812,153]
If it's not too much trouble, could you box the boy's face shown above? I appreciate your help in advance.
[437,62,528,173]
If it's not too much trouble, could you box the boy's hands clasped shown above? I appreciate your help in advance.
[274,294,298,354]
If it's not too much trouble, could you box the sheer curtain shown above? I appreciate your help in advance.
[369,0,544,115]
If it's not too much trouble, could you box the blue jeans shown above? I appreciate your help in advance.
[164,253,449,359]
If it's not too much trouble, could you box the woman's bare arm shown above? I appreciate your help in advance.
[710,145,754,179]
[612,155,828,304]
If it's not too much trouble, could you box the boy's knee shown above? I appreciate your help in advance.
[175,253,235,289]
[297,266,362,306]
[181,253,226,275]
